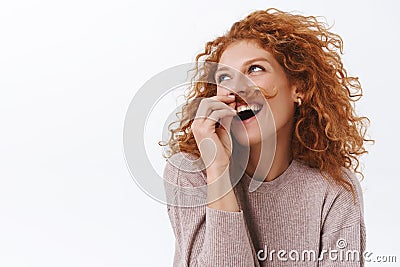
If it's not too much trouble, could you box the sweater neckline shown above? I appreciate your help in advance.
[237,159,300,194]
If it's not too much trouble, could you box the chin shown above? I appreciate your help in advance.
[232,127,277,147]
[232,131,261,147]
[231,123,276,148]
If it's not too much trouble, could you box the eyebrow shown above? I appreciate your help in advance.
[215,57,272,74]
[242,57,272,67]
[215,66,230,73]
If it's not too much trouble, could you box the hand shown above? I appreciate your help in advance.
[191,95,237,183]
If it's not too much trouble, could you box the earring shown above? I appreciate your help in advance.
[297,97,302,106]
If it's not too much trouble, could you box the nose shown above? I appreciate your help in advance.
[222,77,255,98]
[214,65,259,99]
[227,86,259,102]
[226,89,261,109]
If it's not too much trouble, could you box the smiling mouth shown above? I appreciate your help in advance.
[235,103,263,121]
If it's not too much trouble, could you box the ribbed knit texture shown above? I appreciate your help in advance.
[163,152,366,266]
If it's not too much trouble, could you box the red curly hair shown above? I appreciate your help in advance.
[159,8,373,199]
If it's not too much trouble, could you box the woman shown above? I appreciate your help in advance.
[161,8,372,266]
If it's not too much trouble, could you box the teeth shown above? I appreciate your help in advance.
[236,104,262,113]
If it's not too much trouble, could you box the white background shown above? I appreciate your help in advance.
[1,0,399,266]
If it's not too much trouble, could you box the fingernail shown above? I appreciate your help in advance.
[228,95,235,98]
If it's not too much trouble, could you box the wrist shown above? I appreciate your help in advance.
[207,188,240,212]
[206,165,230,182]
[206,170,234,201]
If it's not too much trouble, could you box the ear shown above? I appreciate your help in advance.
[290,85,304,103]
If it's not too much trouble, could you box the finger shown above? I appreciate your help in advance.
[227,100,236,110]
[191,110,236,142]
[192,108,236,130]
[211,95,236,112]
[209,95,236,103]
[206,109,237,125]
[196,99,236,118]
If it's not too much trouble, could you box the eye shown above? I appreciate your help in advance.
[248,65,265,73]
[216,73,231,84]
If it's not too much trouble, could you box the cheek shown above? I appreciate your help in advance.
[216,85,228,96]
[268,95,295,128]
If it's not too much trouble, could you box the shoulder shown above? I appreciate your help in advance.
[163,152,209,208]
[292,160,365,228]
[328,168,364,215]
[320,169,365,236]
[293,160,364,204]
[163,151,207,187]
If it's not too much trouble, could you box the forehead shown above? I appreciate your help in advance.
[219,40,273,66]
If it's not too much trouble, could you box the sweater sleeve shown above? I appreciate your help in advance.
[318,170,366,267]
[163,154,259,267]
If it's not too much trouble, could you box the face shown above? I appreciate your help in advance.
[215,39,300,147]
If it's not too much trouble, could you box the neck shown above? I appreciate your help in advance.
[245,122,293,182]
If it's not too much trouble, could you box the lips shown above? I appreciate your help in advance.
[231,94,264,121]
[234,103,263,121]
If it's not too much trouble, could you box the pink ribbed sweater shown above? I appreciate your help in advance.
[163,152,365,266]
